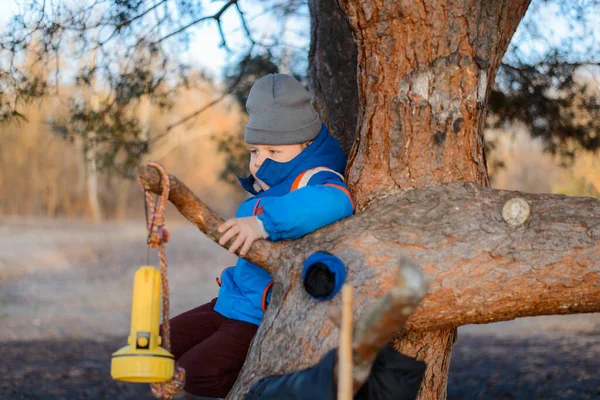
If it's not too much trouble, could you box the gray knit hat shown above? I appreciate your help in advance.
[245,74,322,145]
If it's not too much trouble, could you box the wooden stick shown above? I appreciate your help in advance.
[338,284,353,400]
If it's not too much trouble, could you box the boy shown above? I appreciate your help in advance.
[166,74,354,398]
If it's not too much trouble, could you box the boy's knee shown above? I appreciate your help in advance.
[181,364,239,398]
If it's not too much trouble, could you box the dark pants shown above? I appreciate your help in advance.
[168,298,258,398]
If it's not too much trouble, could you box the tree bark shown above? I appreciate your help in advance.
[337,0,531,207]
[338,182,600,329]
[308,0,359,155]
[393,328,456,400]
[137,168,600,398]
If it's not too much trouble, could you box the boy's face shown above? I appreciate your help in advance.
[248,143,305,190]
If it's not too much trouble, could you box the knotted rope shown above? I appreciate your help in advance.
[137,161,186,399]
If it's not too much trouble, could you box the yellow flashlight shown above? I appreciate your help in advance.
[111,266,174,382]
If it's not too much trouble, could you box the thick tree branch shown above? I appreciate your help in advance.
[136,165,283,273]
[342,181,600,330]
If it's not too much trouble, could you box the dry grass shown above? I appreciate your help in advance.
[0,217,236,341]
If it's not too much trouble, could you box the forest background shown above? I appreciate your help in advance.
[1,0,599,221]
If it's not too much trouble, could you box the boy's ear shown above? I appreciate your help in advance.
[301,140,313,149]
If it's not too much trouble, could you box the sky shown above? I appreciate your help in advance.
[0,0,309,80]
[0,0,597,83]
[0,1,17,28]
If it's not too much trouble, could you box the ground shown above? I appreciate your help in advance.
[1,217,598,399]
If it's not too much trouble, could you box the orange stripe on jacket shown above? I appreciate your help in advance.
[291,171,307,191]
[291,166,343,191]
[261,281,274,312]
[324,183,355,210]
[252,198,262,215]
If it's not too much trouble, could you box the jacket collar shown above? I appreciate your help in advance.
[237,124,346,195]
[237,174,261,195]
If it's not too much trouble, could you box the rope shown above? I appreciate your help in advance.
[137,161,186,399]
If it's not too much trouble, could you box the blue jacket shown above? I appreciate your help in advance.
[213,124,354,325]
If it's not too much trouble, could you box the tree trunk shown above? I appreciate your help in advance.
[138,168,600,399]
[85,135,102,223]
[114,178,130,220]
[317,0,531,397]
[308,0,359,155]
[338,0,531,206]
[83,41,102,223]
[393,329,456,400]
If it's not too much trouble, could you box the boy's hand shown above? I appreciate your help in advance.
[218,216,268,256]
